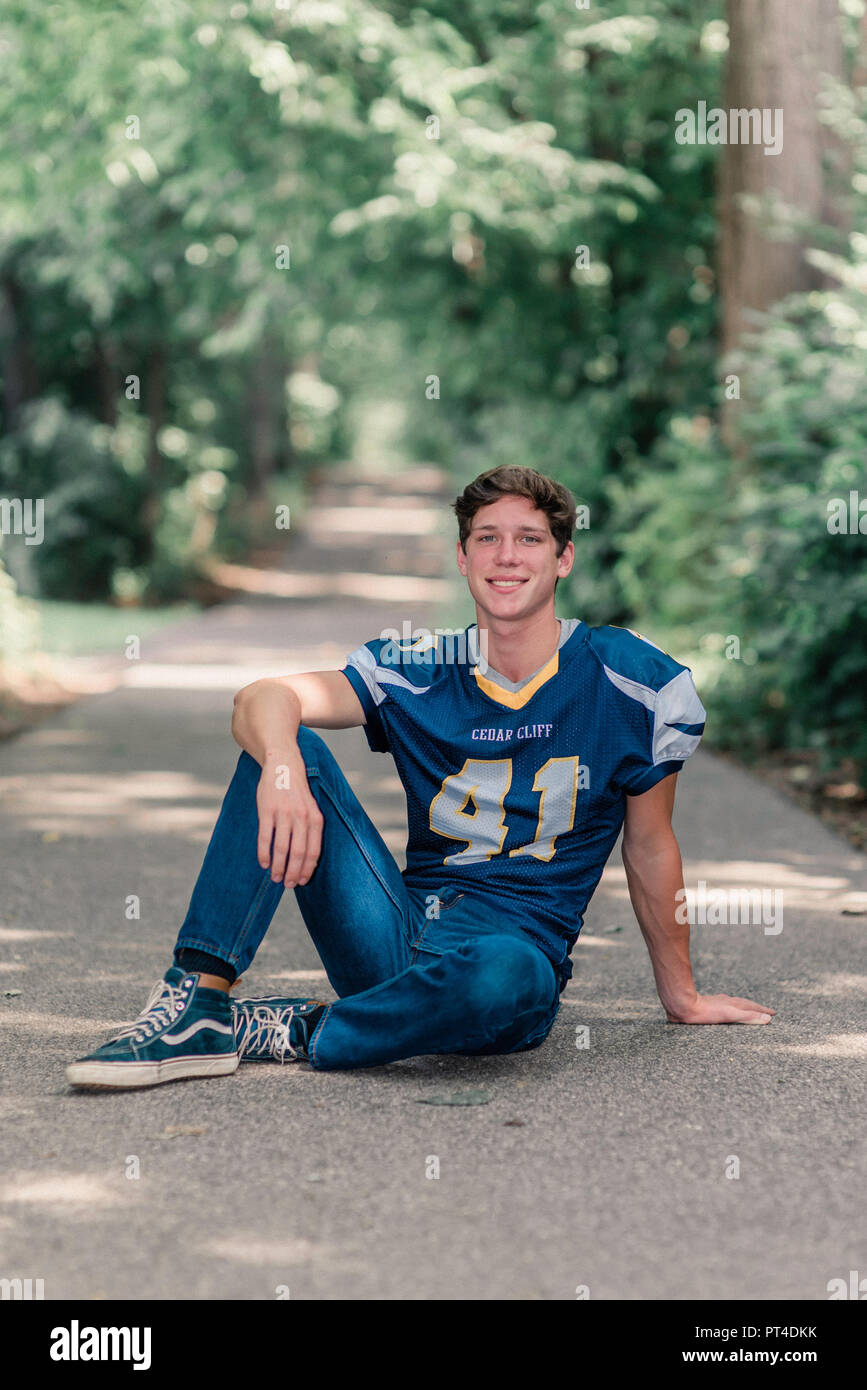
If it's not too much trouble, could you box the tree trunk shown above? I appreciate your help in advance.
[143,344,166,534]
[248,336,279,501]
[0,272,39,433]
[93,334,118,427]
[719,0,846,447]
[244,335,294,542]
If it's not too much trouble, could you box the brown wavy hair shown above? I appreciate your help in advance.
[453,466,577,556]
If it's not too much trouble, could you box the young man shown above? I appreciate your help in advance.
[67,466,774,1088]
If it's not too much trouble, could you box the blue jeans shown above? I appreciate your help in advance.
[173,727,561,1070]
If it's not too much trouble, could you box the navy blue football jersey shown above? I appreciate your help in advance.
[341,619,706,989]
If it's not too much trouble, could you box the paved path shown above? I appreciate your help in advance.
[1,462,865,1300]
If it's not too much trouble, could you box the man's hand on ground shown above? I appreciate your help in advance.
[256,753,324,888]
[665,993,776,1024]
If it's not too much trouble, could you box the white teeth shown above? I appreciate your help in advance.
[489,580,524,588]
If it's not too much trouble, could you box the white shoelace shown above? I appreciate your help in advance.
[236,1003,298,1063]
[112,978,189,1044]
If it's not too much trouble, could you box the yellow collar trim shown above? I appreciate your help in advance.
[473,650,560,709]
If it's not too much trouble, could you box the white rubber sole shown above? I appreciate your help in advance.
[66,1052,239,1090]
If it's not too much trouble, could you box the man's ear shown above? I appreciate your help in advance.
[456,539,468,575]
[557,539,575,578]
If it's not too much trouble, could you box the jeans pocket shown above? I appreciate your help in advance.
[407,882,461,959]
[409,918,445,962]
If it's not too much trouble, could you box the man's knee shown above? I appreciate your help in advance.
[458,934,556,1017]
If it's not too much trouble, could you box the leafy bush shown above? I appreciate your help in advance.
[0,398,151,601]
[0,397,246,603]
[604,278,867,780]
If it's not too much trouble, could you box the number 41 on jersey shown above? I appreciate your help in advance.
[429,755,587,866]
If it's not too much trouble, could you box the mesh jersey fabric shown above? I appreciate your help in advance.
[340,619,706,991]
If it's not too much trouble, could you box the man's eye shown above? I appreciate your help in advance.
[521,535,540,543]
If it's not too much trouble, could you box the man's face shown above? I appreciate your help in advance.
[456,493,574,622]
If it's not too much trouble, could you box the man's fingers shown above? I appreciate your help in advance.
[284,823,308,887]
[729,996,775,1014]
[297,815,323,887]
[257,813,275,871]
[271,818,292,883]
[728,1008,774,1024]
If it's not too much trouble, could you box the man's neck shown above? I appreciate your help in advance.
[476,610,561,684]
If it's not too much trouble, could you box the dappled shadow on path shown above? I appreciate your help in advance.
[0,769,230,840]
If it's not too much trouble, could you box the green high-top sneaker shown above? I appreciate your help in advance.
[66,967,239,1089]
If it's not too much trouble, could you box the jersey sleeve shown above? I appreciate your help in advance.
[341,641,391,753]
[592,627,707,796]
[341,631,444,755]
[619,666,706,794]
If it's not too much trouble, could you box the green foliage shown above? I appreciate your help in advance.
[606,264,867,779]
[0,398,151,600]
[718,267,867,775]
[0,0,724,602]
[608,418,731,632]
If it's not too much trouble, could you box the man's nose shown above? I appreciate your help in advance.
[496,538,520,564]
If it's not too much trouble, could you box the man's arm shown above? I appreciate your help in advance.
[232,671,366,761]
[621,774,775,1025]
[231,671,366,889]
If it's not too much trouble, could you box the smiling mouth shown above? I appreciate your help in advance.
[486,577,528,590]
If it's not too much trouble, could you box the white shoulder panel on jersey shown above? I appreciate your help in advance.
[344,643,435,707]
[602,663,706,766]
